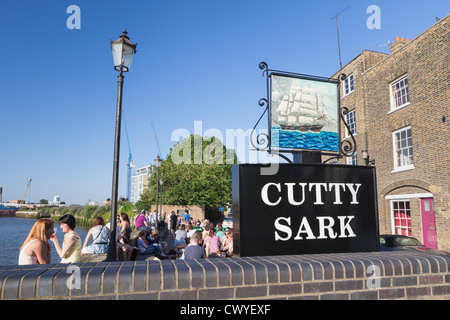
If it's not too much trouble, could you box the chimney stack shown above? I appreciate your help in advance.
[390,36,410,54]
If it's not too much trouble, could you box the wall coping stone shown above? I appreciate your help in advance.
[0,251,448,300]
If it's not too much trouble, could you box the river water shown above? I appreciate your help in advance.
[0,217,89,266]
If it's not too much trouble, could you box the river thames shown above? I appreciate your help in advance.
[0,217,89,265]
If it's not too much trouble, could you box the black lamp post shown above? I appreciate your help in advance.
[159,178,164,214]
[106,29,137,261]
[154,155,162,217]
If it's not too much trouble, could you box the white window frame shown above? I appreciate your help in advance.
[389,199,412,236]
[346,151,357,165]
[389,75,410,112]
[345,109,356,138]
[392,126,414,172]
[343,74,354,96]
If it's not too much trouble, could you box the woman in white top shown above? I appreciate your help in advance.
[18,218,54,265]
[174,224,187,248]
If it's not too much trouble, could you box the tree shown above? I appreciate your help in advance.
[39,199,48,204]
[140,134,237,210]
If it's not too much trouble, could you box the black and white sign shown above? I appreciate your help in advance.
[232,164,380,257]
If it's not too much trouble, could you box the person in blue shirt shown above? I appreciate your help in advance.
[183,210,191,223]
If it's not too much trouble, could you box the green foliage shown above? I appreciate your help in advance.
[140,134,236,209]
[119,204,134,214]
[135,200,152,212]
[46,203,113,225]
[81,204,96,219]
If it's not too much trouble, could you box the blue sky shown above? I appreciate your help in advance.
[1,1,448,205]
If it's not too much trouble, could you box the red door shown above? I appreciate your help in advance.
[421,198,437,249]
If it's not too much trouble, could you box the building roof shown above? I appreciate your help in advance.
[331,14,449,77]
[363,14,450,75]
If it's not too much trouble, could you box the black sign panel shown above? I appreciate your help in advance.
[232,164,379,257]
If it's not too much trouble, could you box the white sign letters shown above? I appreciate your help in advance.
[261,182,361,206]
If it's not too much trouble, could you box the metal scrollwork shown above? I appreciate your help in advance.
[250,62,271,152]
[259,61,269,76]
[340,106,357,157]
[258,98,268,108]
[250,98,270,151]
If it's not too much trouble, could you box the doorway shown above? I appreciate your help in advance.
[421,198,437,249]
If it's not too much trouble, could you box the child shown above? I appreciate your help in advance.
[181,231,206,260]
[204,226,221,258]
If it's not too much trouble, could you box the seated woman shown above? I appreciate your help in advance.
[50,214,81,263]
[136,230,166,259]
[19,218,54,265]
[174,224,187,248]
[221,228,234,257]
[147,229,167,254]
[82,217,110,254]
[120,213,132,244]
[106,216,135,261]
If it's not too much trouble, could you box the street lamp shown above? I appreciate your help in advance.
[107,29,137,261]
[159,178,164,219]
[154,155,162,217]
[362,149,375,166]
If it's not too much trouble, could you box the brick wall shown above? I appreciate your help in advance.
[331,16,450,251]
[150,205,206,222]
[1,252,448,300]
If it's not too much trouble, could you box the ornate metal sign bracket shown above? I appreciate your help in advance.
[250,61,357,164]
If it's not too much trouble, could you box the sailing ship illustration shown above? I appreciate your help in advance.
[274,85,331,132]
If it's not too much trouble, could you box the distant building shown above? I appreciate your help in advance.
[0,204,18,216]
[51,195,61,206]
[131,165,153,203]
[331,15,449,250]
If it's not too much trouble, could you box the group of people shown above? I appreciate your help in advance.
[168,215,234,260]
[18,211,233,265]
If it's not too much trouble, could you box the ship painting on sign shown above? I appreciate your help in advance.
[275,86,330,132]
[271,75,339,152]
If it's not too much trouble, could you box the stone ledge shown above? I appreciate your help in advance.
[0,251,448,300]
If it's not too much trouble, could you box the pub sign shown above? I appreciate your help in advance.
[270,74,339,152]
[232,164,380,257]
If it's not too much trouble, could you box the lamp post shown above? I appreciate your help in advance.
[107,29,137,261]
[159,178,164,228]
[154,155,162,217]
[159,179,164,215]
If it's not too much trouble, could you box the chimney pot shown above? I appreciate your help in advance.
[395,36,401,41]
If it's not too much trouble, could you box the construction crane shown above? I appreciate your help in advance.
[122,112,135,201]
[21,179,32,204]
[151,121,164,217]
[151,121,162,157]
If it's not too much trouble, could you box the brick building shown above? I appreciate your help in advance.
[331,15,449,250]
